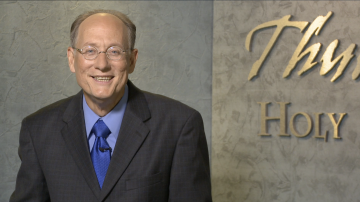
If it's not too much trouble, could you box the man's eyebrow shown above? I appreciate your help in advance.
[108,43,126,49]
[80,42,98,47]
[81,42,126,49]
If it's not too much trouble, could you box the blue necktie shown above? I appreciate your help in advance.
[90,119,111,189]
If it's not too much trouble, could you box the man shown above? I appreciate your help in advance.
[10,9,212,202]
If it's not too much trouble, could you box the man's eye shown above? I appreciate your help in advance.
[109,50,120,55]
[86,49,96,54]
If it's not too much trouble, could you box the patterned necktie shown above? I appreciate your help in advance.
[90,119,111,189]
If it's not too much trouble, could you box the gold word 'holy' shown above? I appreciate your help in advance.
[258,102,347,142]
[246,11,360,82]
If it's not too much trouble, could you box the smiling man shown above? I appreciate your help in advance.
[10,9,212,202]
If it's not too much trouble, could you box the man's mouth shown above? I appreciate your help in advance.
[93,76,113,82]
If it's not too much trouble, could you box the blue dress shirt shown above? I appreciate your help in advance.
[82,85,128,155]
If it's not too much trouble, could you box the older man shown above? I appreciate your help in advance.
[10,9,212,202]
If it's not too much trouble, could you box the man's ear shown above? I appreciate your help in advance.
[67,47,75,73]
[128,49,138,74]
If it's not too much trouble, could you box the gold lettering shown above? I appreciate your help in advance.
[247,12,360,82]
[313,113,328,142]
[284,11,333,77]
[320,40,356,82]
[352,53,360,80]
[246,16,308,80]
[258,102,290,136]
[327,113,347,139]
[290,112,313,138]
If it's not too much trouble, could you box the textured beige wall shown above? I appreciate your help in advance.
[0,1,212,200]
[213,1,360,202]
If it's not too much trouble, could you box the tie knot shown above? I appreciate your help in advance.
[92,120,111,138]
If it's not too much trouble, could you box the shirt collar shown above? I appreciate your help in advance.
[83,84,128,139]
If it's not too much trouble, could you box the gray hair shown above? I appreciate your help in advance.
[70,9,136,50]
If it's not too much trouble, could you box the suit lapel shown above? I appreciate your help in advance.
[100,81,151,201]
[61,91,101,199]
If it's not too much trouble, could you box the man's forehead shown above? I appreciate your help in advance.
[81,13,124,28]
[75,12,128,48]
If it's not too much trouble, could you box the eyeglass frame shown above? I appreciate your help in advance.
[72,45,131,61]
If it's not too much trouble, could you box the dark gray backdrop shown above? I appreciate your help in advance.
[0,1,213,200]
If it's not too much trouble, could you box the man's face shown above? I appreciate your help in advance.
[67,13,137,110]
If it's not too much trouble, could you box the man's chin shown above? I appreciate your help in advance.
[84,92,112,102]
[92,94,112,101]
[84,88,123,105]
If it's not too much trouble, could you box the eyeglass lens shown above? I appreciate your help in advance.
[81,46,124,60]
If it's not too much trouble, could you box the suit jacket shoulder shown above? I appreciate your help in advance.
[23,92,81,128]
[145,91,198,115]
[128,81,201,123]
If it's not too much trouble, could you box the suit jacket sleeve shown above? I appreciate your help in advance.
[168,111,212,202]
[10,118,50,202]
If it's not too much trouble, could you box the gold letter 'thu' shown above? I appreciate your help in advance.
[246,16,309,80]
[320,40,356,82]
[283,11,333,77]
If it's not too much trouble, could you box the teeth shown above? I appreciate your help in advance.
[94,77,112,82]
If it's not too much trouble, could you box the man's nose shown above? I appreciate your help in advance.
[94,51,110,70]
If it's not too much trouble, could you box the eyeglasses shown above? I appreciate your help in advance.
[73,45,129,60]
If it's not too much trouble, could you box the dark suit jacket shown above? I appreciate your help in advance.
[10,81,212,202]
